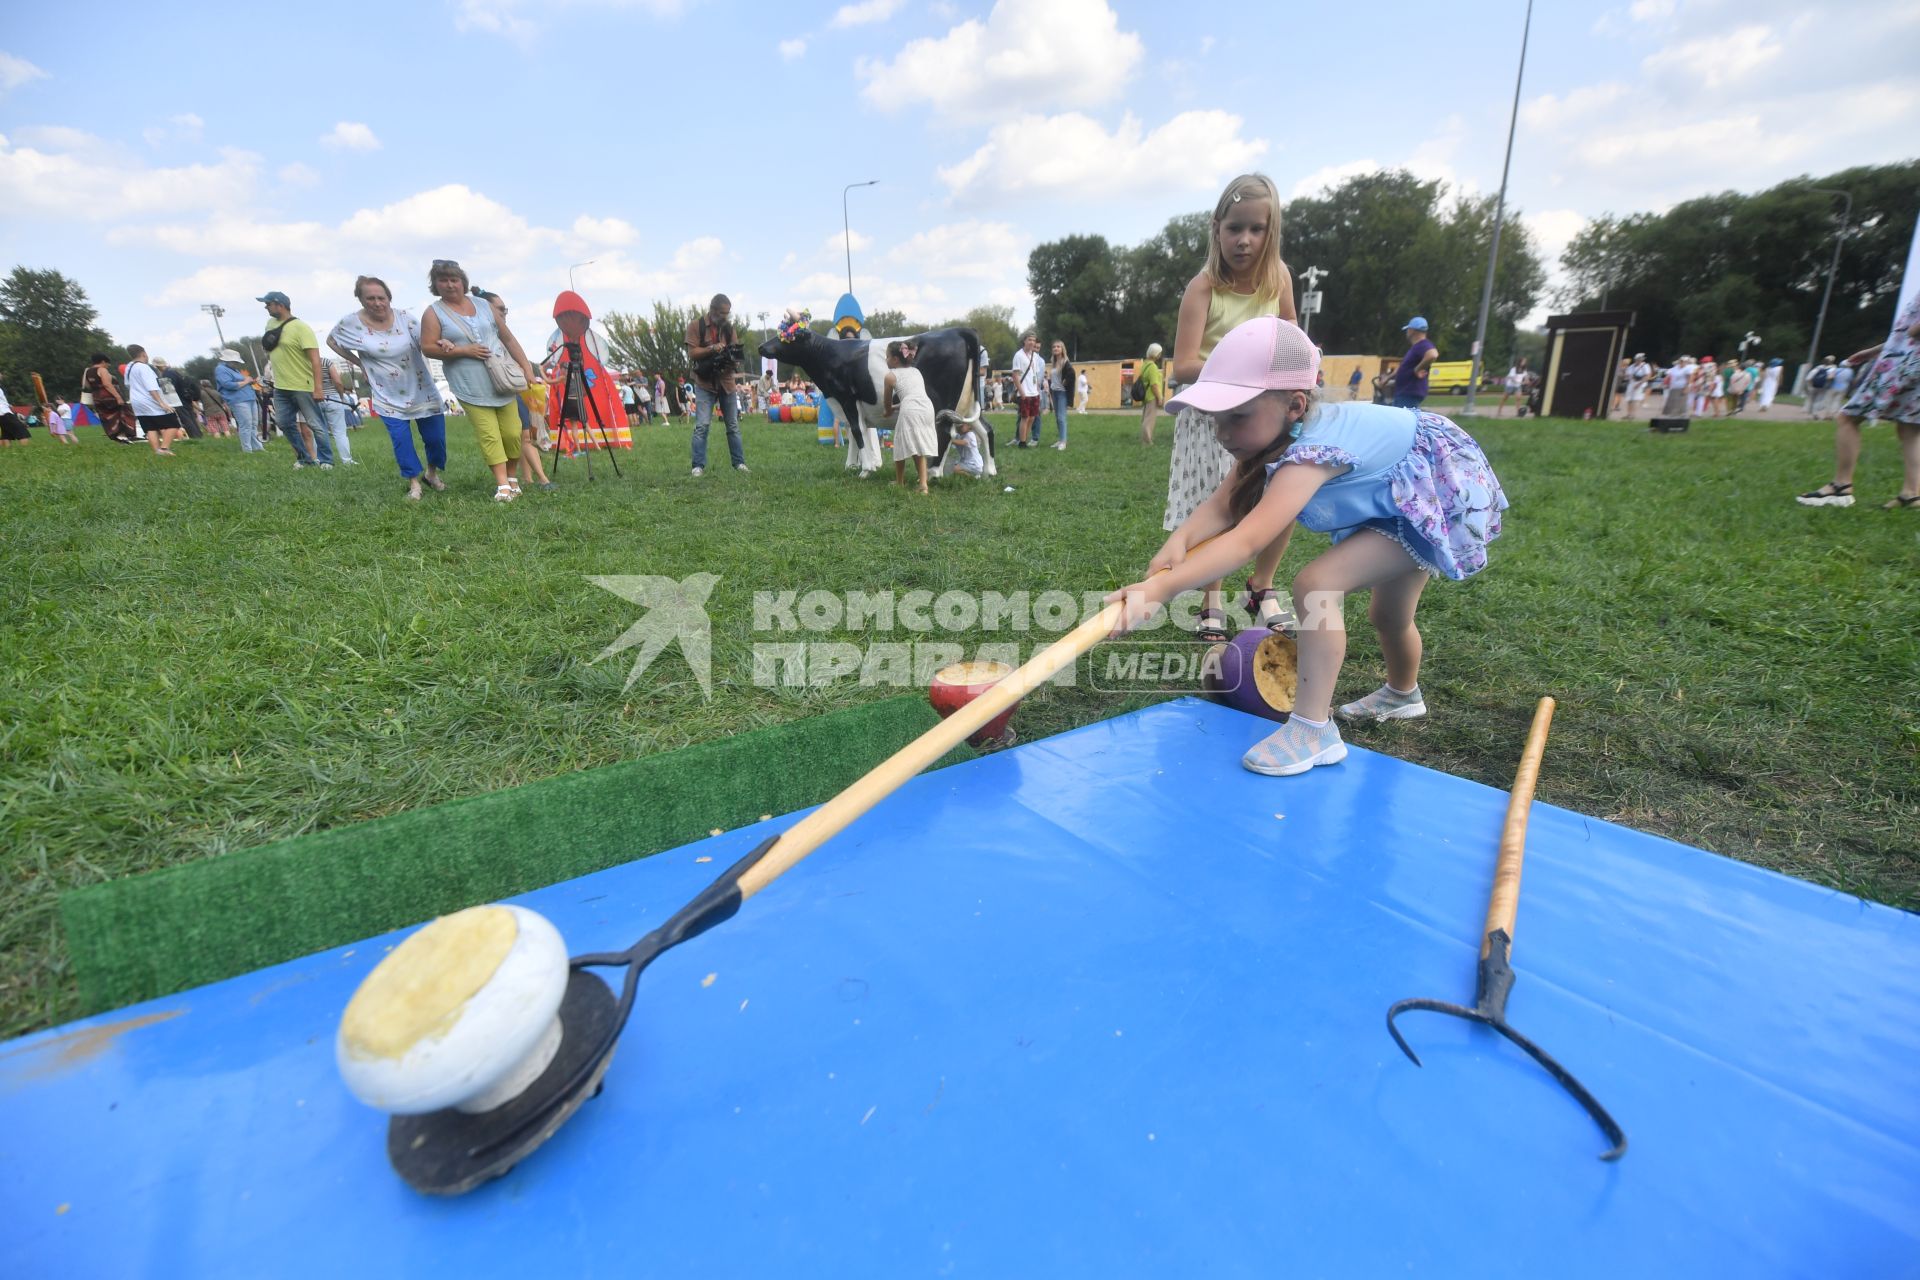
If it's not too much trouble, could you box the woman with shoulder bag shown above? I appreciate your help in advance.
[418,259,538,502]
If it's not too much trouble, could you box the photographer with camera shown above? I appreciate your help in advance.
[685,292,748,476]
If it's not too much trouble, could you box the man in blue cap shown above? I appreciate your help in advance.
[1393,316,1438,410]
[258,290,333,468]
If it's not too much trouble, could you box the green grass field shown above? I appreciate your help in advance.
[2,409,1916,1036]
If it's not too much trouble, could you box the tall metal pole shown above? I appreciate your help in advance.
[1801,188,1852,389]
[843,180,878,297]
[1464,0,1533,418]
[201,303,227,350]
[569,260,596,292]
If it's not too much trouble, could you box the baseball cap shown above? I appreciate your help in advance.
[257,291,291,307]
[1405,316,1428,331]
[219,348,243,361]
[1166,317,1320,416]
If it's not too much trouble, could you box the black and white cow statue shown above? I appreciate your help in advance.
[758,315,997,478]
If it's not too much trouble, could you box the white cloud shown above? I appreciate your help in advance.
[671,236,725,270]
[10,124,102,152]
[938,110,1266,204]
[858,0,1142,120]
[1198,35,1216,54]
[321,121,381,152]
[453,0,685,41]
[1526,209,1589,267]
[1289,159,1381,200]
[571,215,639,247]
[792,272,954,326]
[110,214,332,259]
[1521,83,1629,133]
[1516,1,1919,215]
[883,221,1026,279]
[278,162,319,187]
[779,38,807,59]
[0,134,261,221]
[0,51,48,93]
[143,112,205,148]
[1642,25,1781,91]
[831,0,901,27]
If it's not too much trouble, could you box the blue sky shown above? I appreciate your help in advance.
[1,0,1914,363]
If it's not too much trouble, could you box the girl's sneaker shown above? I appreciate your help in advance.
[1338,684,1428,722]
[1242,717,1348,776]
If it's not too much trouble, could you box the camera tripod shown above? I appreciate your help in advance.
[550,338,623,480]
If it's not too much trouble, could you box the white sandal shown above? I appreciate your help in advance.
[493,483,517,503]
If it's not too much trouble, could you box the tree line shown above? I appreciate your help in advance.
[1557,160,1919,364]
[1025,170,1547,368]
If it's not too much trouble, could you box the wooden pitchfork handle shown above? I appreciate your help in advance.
[1481,696,1555,957]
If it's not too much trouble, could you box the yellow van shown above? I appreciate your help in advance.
[1426,360,1477,394]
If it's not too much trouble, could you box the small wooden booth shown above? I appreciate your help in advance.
[1540,310,1635,419]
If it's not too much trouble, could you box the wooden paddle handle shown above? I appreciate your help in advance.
[734,539,1222,903]
[736,601,1120,900]
[1481,696,1555,957]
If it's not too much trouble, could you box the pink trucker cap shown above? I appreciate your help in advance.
[1167,317,1321,416]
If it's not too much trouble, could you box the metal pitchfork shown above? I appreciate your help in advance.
[1386,697,1628,1160]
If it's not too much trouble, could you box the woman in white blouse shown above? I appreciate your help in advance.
[327,275,447,501]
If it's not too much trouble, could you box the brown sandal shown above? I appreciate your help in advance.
[1883,494,1920,510]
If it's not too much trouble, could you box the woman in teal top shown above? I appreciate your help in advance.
[1110,317,1508,779]
[419,259,538,503]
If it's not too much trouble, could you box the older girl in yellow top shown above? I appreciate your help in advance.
[1165,173,1298,641]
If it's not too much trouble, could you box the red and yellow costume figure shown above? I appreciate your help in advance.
[545,290,631,451]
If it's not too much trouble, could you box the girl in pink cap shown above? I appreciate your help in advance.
[1108,316,1508,776]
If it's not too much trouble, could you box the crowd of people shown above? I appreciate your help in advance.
[1611,352,1784,420]
[2,163,1910,781]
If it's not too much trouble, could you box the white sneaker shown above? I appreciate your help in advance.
[1052,441,1066,450]
[691,466,704,477]
[1338,684,1428,722]
[1242,717,1348,776]
[318,462,334,470]
[734,463,750,473]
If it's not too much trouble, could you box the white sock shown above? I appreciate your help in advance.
[1292,713,1329,729]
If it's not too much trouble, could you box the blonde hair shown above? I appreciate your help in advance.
[1202,173,1286,302]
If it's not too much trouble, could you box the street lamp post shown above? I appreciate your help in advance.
[569,260,595,292]
[200,303,227,351]
[1298,266,1329,339]
[843,180,878,297]
[1464,0,1534,418]
[1801,187,1852,388]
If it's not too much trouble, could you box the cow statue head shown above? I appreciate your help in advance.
[758,309,815,362]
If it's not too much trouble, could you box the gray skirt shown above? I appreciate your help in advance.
[1163,405,1235,531]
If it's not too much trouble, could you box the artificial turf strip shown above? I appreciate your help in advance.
[59,695,975,1014]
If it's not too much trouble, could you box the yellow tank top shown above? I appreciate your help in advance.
[1202,287,1281,360]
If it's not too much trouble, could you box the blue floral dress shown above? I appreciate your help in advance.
[1264,403,1508,580]
[1841,291,1920,425]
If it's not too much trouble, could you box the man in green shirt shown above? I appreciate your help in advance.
[258,290,333,467]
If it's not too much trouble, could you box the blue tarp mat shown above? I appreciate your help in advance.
[3,699,1917,1277]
